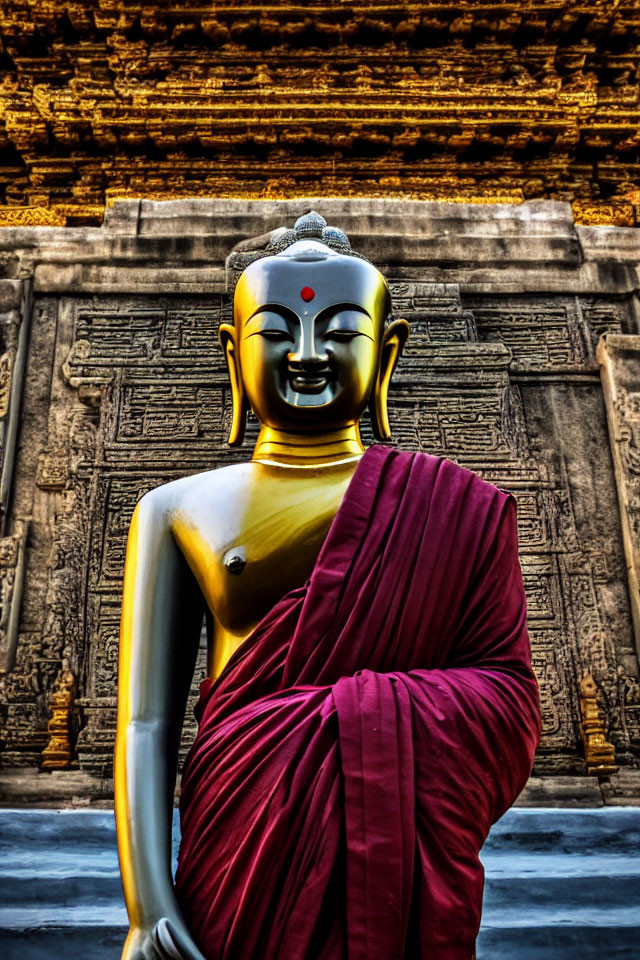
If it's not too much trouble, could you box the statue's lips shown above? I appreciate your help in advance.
[288,369,331,393]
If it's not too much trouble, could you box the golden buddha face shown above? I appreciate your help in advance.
[220,230,409,443]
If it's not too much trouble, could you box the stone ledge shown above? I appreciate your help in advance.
[0,198,636,295]
[0,768,114,809]
[2,768,640,809]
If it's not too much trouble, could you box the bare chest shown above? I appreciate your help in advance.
[171,468,353,637]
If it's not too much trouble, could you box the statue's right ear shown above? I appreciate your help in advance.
[369,317,410,441]
[219,323,248,446]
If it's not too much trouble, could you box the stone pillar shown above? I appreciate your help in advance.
[0,277,33,529]
[0,275,32,673]
[597,334,640,656]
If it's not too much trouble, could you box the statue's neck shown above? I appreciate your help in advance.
[252,424,364,467]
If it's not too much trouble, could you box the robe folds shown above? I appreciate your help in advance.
[175,446,541,960]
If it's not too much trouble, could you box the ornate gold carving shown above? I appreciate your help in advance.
[0,207,66,228]
[41,664,77,769]
[572,201,636,228]
[0,3,638,227]
[579,673,618,777]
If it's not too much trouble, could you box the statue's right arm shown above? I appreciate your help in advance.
[115,493,208,960]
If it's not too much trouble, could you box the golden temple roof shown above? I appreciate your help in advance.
[0,1,638,227]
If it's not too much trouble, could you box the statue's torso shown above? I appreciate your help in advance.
[167,459,359,677]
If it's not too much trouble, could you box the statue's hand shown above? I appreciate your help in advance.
[122,918,208,960]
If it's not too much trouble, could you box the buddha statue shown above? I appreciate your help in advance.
[115,212,540,960]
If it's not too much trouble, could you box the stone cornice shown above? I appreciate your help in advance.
[0,198,637,296]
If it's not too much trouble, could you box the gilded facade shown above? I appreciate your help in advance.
[0,2,639,227]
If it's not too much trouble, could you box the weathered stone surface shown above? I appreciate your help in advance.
[597,335,640,657]
[0,198,638,796]
[0,520,28,674]
[0,768,113,808]
[515,776,604,808]
[601,769,640,806]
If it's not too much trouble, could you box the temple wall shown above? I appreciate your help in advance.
[0,198,639,797]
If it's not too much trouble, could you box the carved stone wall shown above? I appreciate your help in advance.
[0,198,639,791]
[598,336,640,655]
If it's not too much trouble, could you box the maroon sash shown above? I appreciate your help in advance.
[175,446,540,959]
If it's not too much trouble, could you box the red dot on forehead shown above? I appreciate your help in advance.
[300,286,315,302]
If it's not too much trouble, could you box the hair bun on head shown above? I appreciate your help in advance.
[265,210,364,261]
[293,211,327,238]
[321,225,351,253]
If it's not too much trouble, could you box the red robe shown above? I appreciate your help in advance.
[175,446,540,959]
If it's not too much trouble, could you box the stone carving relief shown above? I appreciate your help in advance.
[597,335,640,660]
[0,520,28,675]
[56,300,226,777]
[0,276,32,696]
[0,278,32,527]
[0,349,14,420]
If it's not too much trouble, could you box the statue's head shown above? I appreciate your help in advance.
[219,211,409,445]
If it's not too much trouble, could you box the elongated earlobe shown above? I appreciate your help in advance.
[369,318,410,441]
[219,323,248,446]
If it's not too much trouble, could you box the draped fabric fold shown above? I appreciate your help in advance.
[175,446,540,959]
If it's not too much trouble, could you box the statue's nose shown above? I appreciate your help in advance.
[288,326,329,368]
[288,350,329,370]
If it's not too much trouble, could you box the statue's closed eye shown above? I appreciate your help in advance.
[258,329,295,342]
[244,309,294,341]
[323,329,361,342]
[323,308,374,342]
